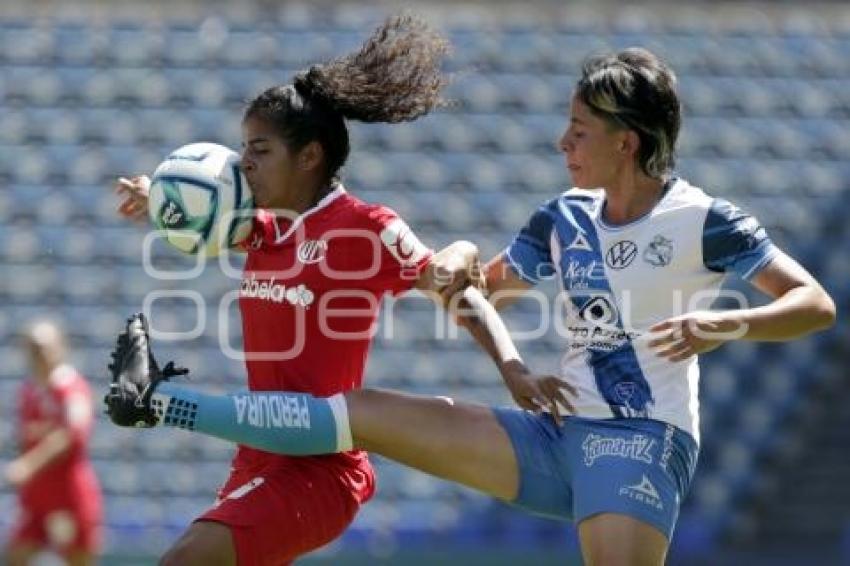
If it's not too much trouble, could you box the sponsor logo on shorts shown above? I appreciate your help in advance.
[619,474,663,510]
[659,424,675,472]
[215,477,265,507]
[582,433,656,467]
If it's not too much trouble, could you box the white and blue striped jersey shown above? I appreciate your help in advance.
[504,177,778,442]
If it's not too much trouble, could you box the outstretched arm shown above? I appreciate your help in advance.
[414,242,574,421]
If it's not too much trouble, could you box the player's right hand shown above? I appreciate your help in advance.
[417,240,485,308]
[114,175,151,223]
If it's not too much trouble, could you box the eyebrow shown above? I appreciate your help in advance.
[243,137,270,146]
[570,116,587,125]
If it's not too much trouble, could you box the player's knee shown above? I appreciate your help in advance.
[579,513,667,566]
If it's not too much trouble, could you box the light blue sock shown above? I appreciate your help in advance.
[150,381,352,455]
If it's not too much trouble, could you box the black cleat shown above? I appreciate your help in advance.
[104,312,188,427]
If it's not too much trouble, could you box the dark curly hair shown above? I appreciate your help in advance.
[245,14,450,184]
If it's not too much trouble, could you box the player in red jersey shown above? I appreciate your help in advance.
[110,15,569,566]
[5,320,102,566]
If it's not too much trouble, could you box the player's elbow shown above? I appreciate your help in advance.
[811,288,837,331]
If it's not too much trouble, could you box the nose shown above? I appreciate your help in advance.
[557,132,571,154]
[240,151,254,173]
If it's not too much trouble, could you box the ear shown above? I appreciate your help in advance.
[620,130,640,157]
[297,141,324,172]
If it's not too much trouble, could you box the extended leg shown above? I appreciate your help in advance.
[347,388,519,500]
[150,383,519,501]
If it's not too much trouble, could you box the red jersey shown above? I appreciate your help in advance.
[235,185,432,472]
[16,365,101,518]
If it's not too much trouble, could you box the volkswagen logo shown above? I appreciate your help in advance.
[605,240,638,270]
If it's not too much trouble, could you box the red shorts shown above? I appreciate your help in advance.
[199,457,374,566]
[10,506,101,556]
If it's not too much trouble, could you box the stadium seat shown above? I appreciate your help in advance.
[162,28,207,67]
[52,24,103,65]
[108,26,163,66]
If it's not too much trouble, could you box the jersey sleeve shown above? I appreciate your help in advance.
[365,206,434,296]
[702,198,779,280]
[504,203,557,285]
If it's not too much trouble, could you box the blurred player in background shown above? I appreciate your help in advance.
[5,320,101,566]
[108,47,836,566]
[107,15,568,566]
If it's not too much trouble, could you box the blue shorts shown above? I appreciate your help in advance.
[493,409,699,539]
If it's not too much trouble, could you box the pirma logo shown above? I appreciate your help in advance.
[619,474,663,510]
[567,231,593,252]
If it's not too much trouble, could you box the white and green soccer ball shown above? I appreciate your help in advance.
[148,142,254,257]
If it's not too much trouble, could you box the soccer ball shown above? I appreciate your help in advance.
[148,142,254,256]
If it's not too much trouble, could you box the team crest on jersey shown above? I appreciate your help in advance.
[643,235,673,267]
[614,381,638,404]
[606,240,638,269]
[379,219,429,267]
[296,239,328,264]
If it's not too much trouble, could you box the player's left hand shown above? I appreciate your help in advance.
[4,460,32,487]
[502,364,576,426]
[649,310,746,362]
[114,175,151,223]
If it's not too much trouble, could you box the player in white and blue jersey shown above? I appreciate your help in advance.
[107,47,836,565]
[501,176,778,439]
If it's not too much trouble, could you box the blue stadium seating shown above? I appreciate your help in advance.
[0,6,846,562]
